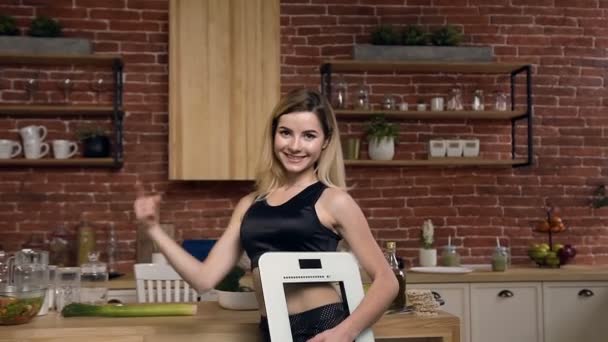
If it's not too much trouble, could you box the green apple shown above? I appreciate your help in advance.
[552,243,564,252]
[531,249,548,260]
[539,243,550,252]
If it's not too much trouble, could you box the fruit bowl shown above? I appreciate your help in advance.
[0,286,46,325]
[528,244,577,268]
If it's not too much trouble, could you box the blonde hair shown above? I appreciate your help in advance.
[254,88,346,197]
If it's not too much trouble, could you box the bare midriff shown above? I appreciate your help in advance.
[252,267,342,316]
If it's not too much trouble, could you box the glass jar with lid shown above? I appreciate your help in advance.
[491,246,509,272]
[494,91,508,111]
[440,245,461,267]
[472,89,485,111]
[447,87,464,111]
[334,75,348,109]
[49,225,71,267]
[382,94,396,110]
[355,84,370,110]
[80,251,108,304]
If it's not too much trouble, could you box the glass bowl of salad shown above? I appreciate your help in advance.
[0,285,46,325]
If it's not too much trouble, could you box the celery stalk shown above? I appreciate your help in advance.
[62,303,197,317]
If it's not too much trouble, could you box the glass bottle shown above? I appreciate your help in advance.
[385,241,406,311]
[78,221,96,266]
[80,251,108,304]
[49,225,71,267]
[472,89,485,111]
[492,246,509,272]
[107,226,118,273]
[495,91,508,111]
[355,84,370,110]
[334,75,348,109]
[440,245,461,267]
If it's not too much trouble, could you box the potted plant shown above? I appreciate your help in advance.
[592,185,608,208]
[401,25,427,46]
[370,24,401,45]
[0,15,19,36]
[365,114,398,161]
[215,266,258,310]
[430,25,463,46]
[419,219,437,267]
[75,125,111,158]
[28,16,62,37]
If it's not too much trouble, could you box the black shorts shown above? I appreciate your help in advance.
[259,302,348,342]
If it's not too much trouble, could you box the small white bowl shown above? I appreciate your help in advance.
[217,290,259,311]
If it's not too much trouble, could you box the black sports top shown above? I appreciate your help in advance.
[240,181,342,269]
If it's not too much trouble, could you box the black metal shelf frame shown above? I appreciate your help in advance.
[0,55,125,169]
[112,57,124,169]
[320,62,533,168]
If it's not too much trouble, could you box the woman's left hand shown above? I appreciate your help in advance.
[307,327,355,342]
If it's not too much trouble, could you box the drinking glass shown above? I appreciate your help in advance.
[91,77,109,103]
[55,267,80,312]
[25,77,39,103]
[59,78,74,103]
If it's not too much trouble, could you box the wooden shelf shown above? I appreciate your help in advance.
[0,104,119,116]
[345,158,527,167]
[0,54,121,67]
[0,158,116,167]
[335,109,527,120]
[323,60,529,74]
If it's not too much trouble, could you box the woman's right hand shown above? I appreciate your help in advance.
[134,183,162,229]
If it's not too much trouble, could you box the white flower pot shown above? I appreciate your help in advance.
[419,248,437,267]
[368,137,395,160]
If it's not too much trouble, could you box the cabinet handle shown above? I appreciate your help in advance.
[498,290,514,298]
[431,291,446,306]
[578,289,594,297]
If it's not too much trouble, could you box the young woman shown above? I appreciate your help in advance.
[134,88,398,342]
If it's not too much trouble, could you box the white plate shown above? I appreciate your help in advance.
[409,266,473,274]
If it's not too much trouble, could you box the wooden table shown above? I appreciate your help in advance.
[1,302,460,342]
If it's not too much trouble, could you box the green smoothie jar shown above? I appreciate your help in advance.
[492,246,509,272]
[440,245,461,267]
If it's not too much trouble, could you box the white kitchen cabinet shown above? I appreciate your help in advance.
[470,282,543,342]
[411,283,471,342]
[543,281,608,342]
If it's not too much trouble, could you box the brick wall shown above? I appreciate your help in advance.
[0,0,607,271]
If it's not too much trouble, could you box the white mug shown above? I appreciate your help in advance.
[52,140,78,159]
[19,125,47,142]
[23,139,50,159]
[431,97,445,111]
[0,139,22,159]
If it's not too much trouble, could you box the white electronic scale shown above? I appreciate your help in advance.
[258,252,375,342]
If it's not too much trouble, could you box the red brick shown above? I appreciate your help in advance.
[282,4,327,15]
[555,0,600,8]
[491,15,533,25]
[328,5,375,16]
[512,0,554,5]
[75,0,126,8]
[127,0,167,10]
[110,20,160,32]
[90,9,141,20]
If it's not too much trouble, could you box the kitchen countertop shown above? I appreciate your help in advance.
[406,265,608,283]
[3,302,460,342]
[109,265,608,290]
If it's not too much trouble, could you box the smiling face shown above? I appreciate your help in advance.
[273,111,328,177]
